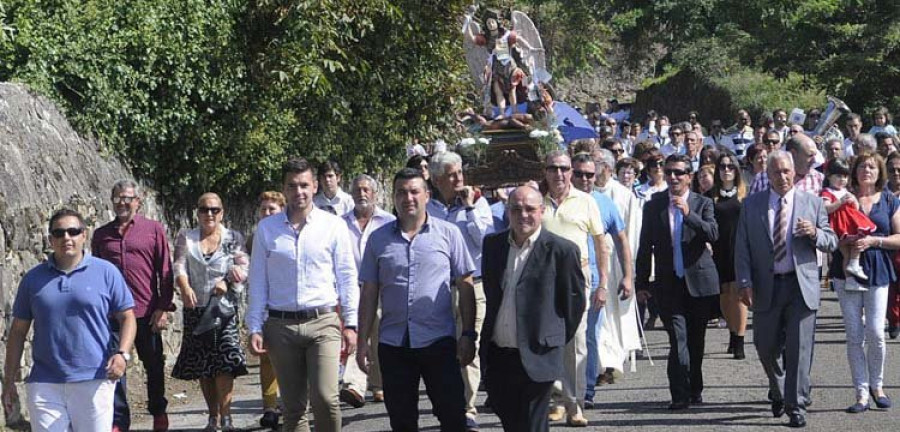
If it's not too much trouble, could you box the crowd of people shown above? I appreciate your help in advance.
[3,102,900,432]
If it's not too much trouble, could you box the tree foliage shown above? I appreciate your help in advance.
[608,0,900,116]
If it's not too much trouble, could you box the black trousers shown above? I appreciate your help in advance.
[658,279,718,404]
[111,316,169,430]
[484,344,554,432]
[379,338,467,432]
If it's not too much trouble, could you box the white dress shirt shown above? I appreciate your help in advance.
[493,227,542,348]
[341,207,396,268]
[313,188,354,216]
[769,188,796,274]
[247,208,359,334]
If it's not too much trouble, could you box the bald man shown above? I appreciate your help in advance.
[480,186,586,431]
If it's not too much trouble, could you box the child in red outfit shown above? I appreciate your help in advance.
[822,158,877,287]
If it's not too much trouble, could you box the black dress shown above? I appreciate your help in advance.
[711,192,741,284]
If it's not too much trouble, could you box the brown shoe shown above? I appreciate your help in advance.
[372,390,385,402]
[548,405,566,422]
[340,388,365,408]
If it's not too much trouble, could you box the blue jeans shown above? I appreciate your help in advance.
[584,306,605,401]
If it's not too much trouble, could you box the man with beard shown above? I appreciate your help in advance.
[339,175,396,408]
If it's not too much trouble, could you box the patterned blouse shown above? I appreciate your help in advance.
[173,224,248,307]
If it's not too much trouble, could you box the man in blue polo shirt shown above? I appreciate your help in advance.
[356,168,477,432]
[2,208,136,432]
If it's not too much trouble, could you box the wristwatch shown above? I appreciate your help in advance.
[116,351,131,362]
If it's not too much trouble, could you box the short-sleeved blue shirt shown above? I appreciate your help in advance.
[830,190,900,286]
[360,216,475,349]
[13,253,134,383]
[588,190,626,289]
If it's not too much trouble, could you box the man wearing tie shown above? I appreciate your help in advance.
[735,146,837,428]
[636,154,720,410]
[480,186,586,431]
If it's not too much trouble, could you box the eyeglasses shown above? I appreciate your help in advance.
[573,170,596,179]
[50,227,84,238]
[545,165,572,173]
[671,131,684,136]
[718,164,737,171]
[664,168,691,177]
[112,196,137,204]
[198,207,223,215]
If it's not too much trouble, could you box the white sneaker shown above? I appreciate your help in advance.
[845,262,869,281]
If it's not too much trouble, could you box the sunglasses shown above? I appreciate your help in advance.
[51,227,84,238]
[573,170,596,179]
[671,131,684,136]
[545,165,572,173]
[765,139,780,145]
[610,148,625,154]
[198,206,223,215]
[113,196,137,204]
[718,164,737,171]
[646,159,663,168]
[664,168,691,177]
[890,167,900,174]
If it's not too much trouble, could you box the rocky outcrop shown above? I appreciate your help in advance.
[0,83,177,428]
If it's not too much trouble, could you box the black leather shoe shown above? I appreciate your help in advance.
[690,395,703,404]
[668,401,690,410]
[788,413,806,428]
[771,400,785,418]
[260,411,280,429]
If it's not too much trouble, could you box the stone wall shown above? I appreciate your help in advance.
[0,83,181,428]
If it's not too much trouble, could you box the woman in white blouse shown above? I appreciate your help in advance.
[171,193,249,432]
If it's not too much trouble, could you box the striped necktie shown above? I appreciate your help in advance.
[773,197,788,263]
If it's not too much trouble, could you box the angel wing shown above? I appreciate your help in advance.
[511,10,551,84]
[462,19,489,92]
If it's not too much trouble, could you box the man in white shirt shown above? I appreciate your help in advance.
[339,175,396,408]
[248,157,359,432]
[313,160,354,215]
[844,113,863,156]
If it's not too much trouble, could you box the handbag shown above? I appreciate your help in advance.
[193,294,236,336]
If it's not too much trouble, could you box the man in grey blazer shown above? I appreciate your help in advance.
[734,147,837,428]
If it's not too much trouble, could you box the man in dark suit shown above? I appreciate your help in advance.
[636,154,720,410]
[735,147,837,428]
[480,186,586,432]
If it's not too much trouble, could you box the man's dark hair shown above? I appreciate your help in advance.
[875,131,893,142]
[393,167,426,187]
[846,113,862,123]
[49,208,86,233]
[601,137,619,150]
[282,157,316,182]
[317,160,342,177]
[665,153,693,173]
[571,153,593,165]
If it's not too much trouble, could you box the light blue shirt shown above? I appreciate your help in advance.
[247,208,359,334]
[588,191,625,289]
[13,253,134,383]
[360,216,475,348]
[426,195,493,278]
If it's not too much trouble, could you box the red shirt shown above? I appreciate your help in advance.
[91,214,175,318]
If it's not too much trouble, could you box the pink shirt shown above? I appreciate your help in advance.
[92,214,175,318]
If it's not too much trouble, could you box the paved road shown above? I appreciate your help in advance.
[132,289,900,431]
